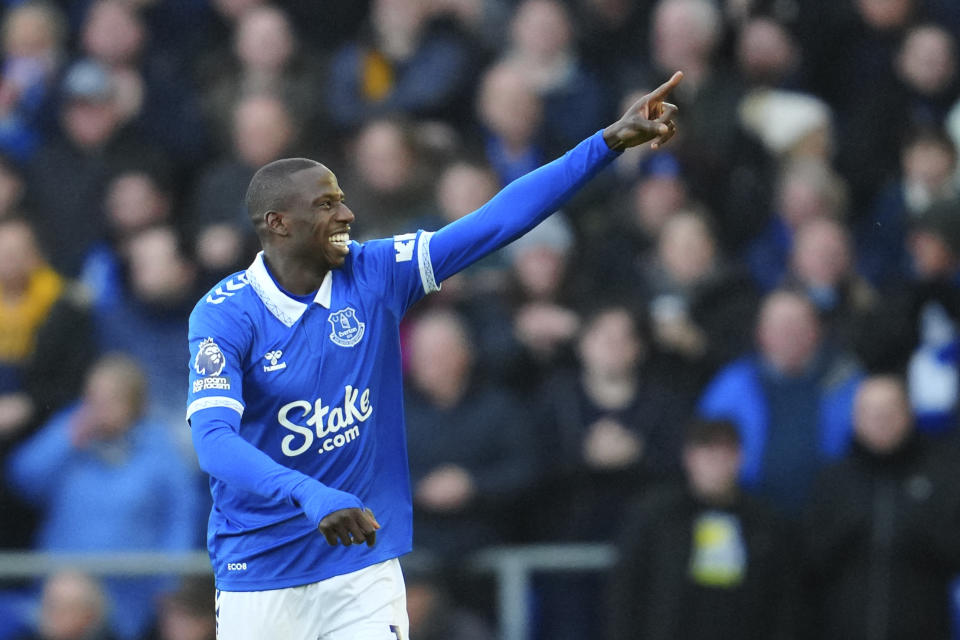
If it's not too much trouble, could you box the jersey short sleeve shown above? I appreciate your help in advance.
[186,302,249,424]
[352,230,439,318]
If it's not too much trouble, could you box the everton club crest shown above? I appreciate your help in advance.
[328,307,365,347]
[194,338,226,376]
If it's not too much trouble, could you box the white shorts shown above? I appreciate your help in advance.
[216,558,409,640]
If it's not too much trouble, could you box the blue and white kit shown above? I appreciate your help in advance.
[186,131,618,591]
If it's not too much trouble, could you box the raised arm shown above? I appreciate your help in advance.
[427,71,682,282]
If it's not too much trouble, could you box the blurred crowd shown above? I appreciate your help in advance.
[2,0,960,638]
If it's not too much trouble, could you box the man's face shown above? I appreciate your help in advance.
[281,166,354,270]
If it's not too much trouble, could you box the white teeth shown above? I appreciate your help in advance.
[330,232,350,245]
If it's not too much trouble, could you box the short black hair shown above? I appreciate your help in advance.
[244,158,320,231]
[684,418,741,448]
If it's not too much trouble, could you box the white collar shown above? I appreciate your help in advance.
[245,252,332,327]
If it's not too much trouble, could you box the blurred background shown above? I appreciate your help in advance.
[2,0,960,638]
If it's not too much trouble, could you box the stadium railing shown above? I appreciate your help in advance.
[0,544,616,640]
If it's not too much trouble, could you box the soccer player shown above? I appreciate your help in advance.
[187,71,683,639]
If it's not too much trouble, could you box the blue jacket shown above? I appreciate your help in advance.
[698,354,863,487]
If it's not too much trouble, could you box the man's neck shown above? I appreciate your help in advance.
[262,251,329,296]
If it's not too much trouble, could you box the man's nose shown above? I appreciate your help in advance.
[336,203,355,222]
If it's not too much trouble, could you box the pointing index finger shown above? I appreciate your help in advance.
[649,71,684,101]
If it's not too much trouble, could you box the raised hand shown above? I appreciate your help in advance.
[603,71,683,152]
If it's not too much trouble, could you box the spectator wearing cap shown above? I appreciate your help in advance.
[26,58,167,276]
[608,419,799,640]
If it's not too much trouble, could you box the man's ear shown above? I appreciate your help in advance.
[264,210,287,236]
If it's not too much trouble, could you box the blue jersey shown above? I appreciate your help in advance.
[187,131,618,591]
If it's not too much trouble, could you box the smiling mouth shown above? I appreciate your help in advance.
[329,231,351,252]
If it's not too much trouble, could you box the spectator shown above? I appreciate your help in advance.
[534,304,689,543]
[609,419,799,640]
[0,218,94,550]
[7,354,202,639]
[475,61,547,185]
[785,216,878,354]
[804,375,960,640]
[0,153,28,220]
[647,0,774,251]
[340,117,434,240]
[902,196,960,432]
[404,567,496,640]
[79,168,174,310]
[188,93,297,276]
[78,0,208,166]
[895,23,959,131]
[13,570,116,640]
[0,1,67,162]
[746,159,849,291]
[404,309,539,561]
[142,576,215,640]
[699,289,863,519]
[643,209,759,389]
[27,58,165,276]
[858,128,958,285]
[91,225,202,441]
[735,16,803,90]
[197,4,323,153]
[738,89,834,165]
[326,0,473,130]
[501,0,608,149]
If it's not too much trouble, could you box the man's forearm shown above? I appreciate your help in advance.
[428,130,619,282]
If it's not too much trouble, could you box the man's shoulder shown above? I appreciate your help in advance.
[189,270,256,333]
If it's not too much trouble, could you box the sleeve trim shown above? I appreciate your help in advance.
[418,231,440,295]
[186,396,245,421]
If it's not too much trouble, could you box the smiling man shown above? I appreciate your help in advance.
[186,72,682,640]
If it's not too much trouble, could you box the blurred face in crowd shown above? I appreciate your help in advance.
[353,120,415,194]
[38,572,106,640]
[2,2,64,59]
[652,0,720,72]
[736,17,799,85]
[233,94,295,167]
[756,291,821,376]
[513,244,568,299]
[82,358,145,439]
[854,376,913,454]
[684,439,741,503]
[897,25,956,95]
[511,0,572,60]
[631,172,687,238]
[105,172,170,235]
[124,227,196,305]
[0,160,25,216]
[158,602,215,640]
[791,217,852,288]
[62,94,121,150]
[235,5,295,74]
[0,220,42,292]
[903,137,957,193]
[908,227,956,278]
[81,0,145,66]
[478,63,543,149]
[408,312,473,404]
[578,308,643,379]
[856,0,913,31]
[777,160,845,230]
[436,162,498,222]
[657,211,716,286]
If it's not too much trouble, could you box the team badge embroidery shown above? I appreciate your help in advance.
[194,338,226,376]
[328,307,365,347]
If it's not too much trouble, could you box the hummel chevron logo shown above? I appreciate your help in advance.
[263,350,286,372]
[207,274,249,304]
